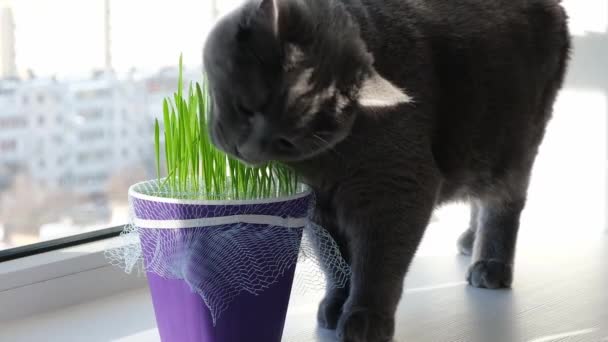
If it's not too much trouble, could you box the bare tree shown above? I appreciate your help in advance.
[105,164,148,204]
[0,173,75,245]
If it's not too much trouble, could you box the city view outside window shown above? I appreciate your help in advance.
[0,0,606,252]
[0,0,242,251]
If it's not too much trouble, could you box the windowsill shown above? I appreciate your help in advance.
[0,236,146,321]
[1,229,606,342]
[0,287,159,342]
[1,237,115,288]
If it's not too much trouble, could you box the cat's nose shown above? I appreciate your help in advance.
[236,139,265,163]
[237,134,296,163]
[236,115,295,162]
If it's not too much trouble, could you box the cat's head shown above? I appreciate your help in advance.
[203,0,410,164]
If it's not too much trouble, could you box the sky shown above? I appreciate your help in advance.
[3,0,243,78]
[1,0,606,78]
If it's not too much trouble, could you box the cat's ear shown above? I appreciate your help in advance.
[258,0,279,36]
[357,70,412,108]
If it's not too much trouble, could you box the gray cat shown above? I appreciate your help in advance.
[203,0,571,341]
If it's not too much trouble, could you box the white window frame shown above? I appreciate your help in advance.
[0,236,146,322]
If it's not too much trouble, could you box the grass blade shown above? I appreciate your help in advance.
[154,56,300,200]
[154,119,161,183]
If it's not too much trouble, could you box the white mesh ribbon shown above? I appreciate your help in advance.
[105,181,350,324]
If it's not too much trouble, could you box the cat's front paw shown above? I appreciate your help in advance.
[317,292,347,330]
[467,259,513,289]
[337,306,394,342]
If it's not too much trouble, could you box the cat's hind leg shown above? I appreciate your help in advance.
[457,201,480,256]
[466,197,525,289]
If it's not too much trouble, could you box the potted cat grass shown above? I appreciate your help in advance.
[129,57,311,342]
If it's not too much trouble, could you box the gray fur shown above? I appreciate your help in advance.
[203,0,571,340]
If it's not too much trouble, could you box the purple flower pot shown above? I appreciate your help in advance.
[129,181,312,342]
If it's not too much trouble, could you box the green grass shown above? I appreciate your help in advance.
[152,55,300,200]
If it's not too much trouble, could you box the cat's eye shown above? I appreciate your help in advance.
[236,104,255,118]
[276,137,296,151]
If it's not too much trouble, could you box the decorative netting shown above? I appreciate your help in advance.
[105,181,350,324]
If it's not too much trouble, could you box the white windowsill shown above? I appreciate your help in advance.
[0,227,606,342]
[1,287,160,342]
[0,236,147,321]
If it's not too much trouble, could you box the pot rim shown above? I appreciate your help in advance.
[128,179,312,206]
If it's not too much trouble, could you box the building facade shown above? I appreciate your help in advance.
[0,6,17,79]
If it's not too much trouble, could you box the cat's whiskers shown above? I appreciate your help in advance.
[312,133,343,159]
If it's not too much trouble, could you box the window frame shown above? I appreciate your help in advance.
[0,226,122,263]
